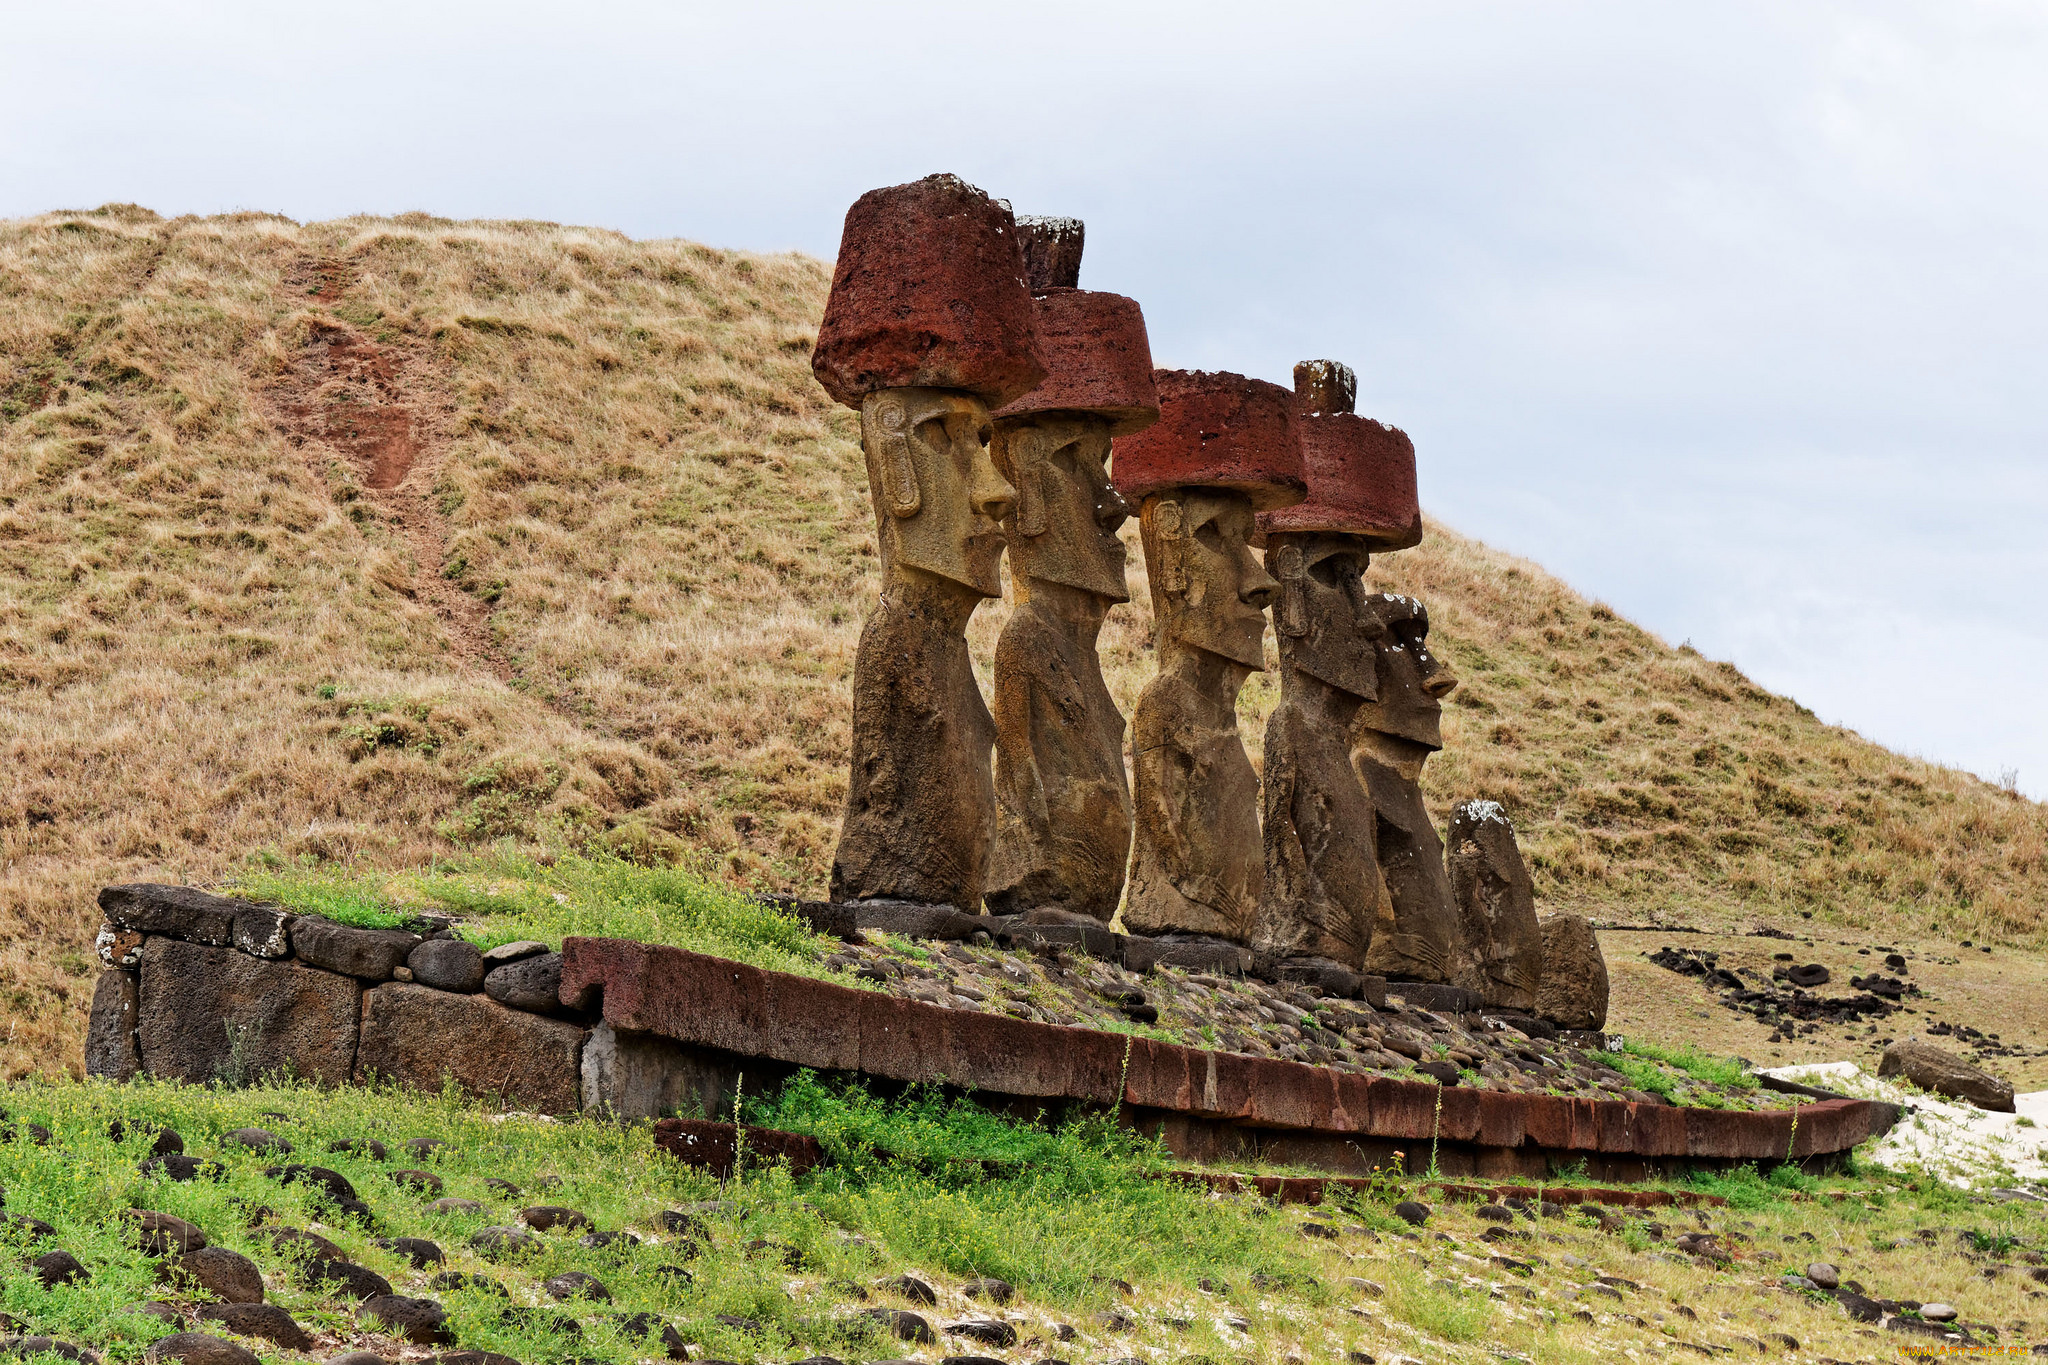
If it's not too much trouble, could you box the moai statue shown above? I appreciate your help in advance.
[1111,371,1305,943]
[983,218,1160,923]
[811,174,1046,911]
[1446,799,1545,1010]
[1253,360,1424,970]
[1352,592,1470,987]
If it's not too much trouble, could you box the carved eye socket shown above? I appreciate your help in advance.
[976,423,992,447]
[915,417,950,451]
[1193,519,1227,554]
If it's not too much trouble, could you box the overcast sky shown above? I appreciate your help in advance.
[7,0,2044,798]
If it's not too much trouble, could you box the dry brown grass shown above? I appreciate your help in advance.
[2,205,2042,1080]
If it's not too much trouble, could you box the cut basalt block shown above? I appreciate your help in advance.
[812,173,1045,410]
[85,969,141,1081]
[357,983,584,1114]
[290,917,421,981]
[136,938,360,1085]
[100,884,241,946]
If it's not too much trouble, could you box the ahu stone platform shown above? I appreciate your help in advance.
[88,883,1899,1183]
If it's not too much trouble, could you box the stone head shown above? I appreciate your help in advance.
[1354,593,1458,749]
[1140,487,1278,671]
[1266,530,1378,700]
[862,387,1017,597]
[992,413,1131,602]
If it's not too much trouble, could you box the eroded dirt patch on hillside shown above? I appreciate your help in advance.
[268,266,510,681]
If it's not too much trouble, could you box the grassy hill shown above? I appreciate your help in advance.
[3,205,2043,1080]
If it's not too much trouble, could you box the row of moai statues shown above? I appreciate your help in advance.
[809,174,1554,1013]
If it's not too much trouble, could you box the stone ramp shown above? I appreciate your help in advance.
[561,937,1897,1182]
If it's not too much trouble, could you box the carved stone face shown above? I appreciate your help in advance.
[992,413,1131,602]
[861,387,1016,597]
[1354,593,1458,749]
[1140,488,1278,671]
[1266,531,1378,700]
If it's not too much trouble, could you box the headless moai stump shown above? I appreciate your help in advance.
[1254,360,1424,968]
[1535,912,1609,1030]
[985,221,1159,922]
[812,175,1045,911]
[1353,594,1470,987]
[1111,370,1303,943]
[1446,799,1543,1010]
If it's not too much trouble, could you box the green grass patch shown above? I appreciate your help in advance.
[1607,1036,1755,1103]
[231,851,850,982]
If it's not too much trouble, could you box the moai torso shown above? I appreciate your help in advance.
[1255,533,1383,966]
[811,175,1045,912]
[827,388,1018,910]
[983,300,1153,920]
[1351,594,1471,986]
[1122,490,1278,942]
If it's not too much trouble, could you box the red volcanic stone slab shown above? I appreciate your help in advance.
[651,1119,823,1179]
[812,173,1046,410]
[993,289,1159,436]
[558,938,1894,1173]
[1111,369,1305,510]
[1258,361,1420,548]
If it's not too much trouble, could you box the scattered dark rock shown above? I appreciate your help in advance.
[142,1154,224,1182]
[1393,1201,1431,1227]
[391,1169,444,1195]
[1787,964,1831,988]
[614,1312,690,1360]
[945,1321,1018,1348]
[195,1304,313,1351]
[301,1257,393,1301]
[264,1163,357,1202]
[1805,1262,1840,1290]
[1835,1292,1882,1323]
[470,1225,539,1258]
[713,1313,765,1335]
[879,1274,938,1305]
[483,1178,522,1197]
[378,1236,444,1268]
[129,1210,208,1256]
[0,1339,99,1365]
[429,1197,486,1216]
[1475,1204,1514,1224]
[962,1276,1014,1304]
[361,1295,454,1346]
[579,1230,640,1251]
[164,1247,264,1303]
[427,1270,510,1297]
[255,1227,346,1262]
[545,1271,611,1302]
[32,1250,87,1288]
[146,1335,258,1365]
[405,1137,447,1160]
[328,1138,389,1161]
[859,1309,936,1343]
[327,1355,394,1365]
[519,1204,591,1232]
[129,1302,181,1327]
[220,1128,289,1155]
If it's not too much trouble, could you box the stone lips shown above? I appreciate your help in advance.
[1110,369,1306,511]
[1257,411,1422,548]
[811,174,1047,410]
[992,289,1160,436]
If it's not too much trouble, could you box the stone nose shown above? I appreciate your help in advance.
[1240,552,1279,612]
[1422,665,1459,700]
[970,456,1017,525]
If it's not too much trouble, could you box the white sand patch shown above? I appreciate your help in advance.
[1762,1061,2048,1190]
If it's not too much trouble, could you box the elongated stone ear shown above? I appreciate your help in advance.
[1006,426,1051,538]
[1272,541,1308,637]
[868,395,921,518]
[1153,498,1186,596]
